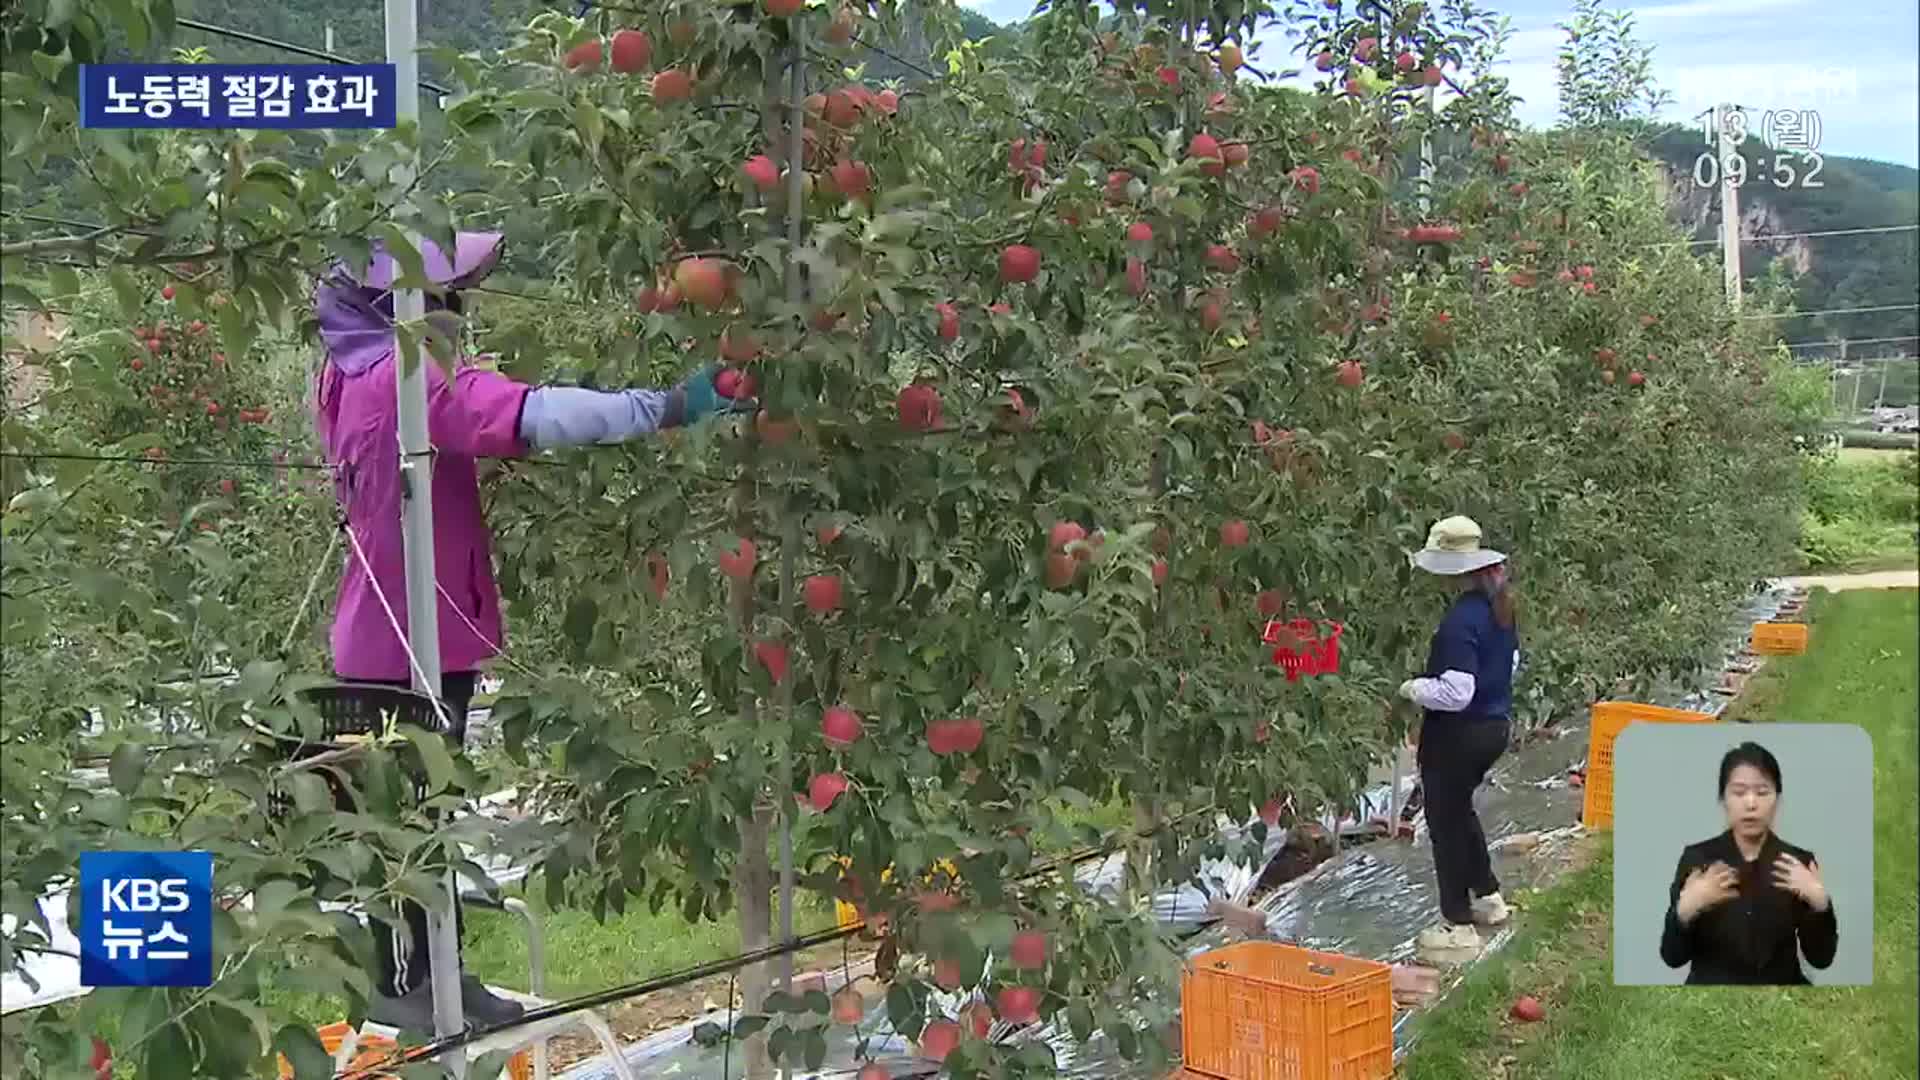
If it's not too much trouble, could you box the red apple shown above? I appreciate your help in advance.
[645,551,670,599]
[832,986,865,1024]
[1223,141,1250,167]
[717,536,757,580]
[1105,170,1133,205]
[1336,359,1364,388]
[804,573,843,614]
[674,258,730,309]
[1010,930,1048,969]
[1187,132,1221,164]
[825,9,856,45]
[610,29,652,73]
[1628,370,1645,387]
[1127,221,1154,244]
[961,1000,994,1039]
[999,244,1041,284]
[764,0,804,16]
[563,40,603,73]
[1509,996,1545,1023]
[1256,590,1284,617]
[160,285,175,301]
[874,89,899,115]
[1315,51,1335,72]
[742,154,780,191]
[1049,520,1087,552]
[755,640,790,683]
[1249,206,1286,239]
[1354,36,1378,61]
[1220,520,1251,547]
[927,717,984,754]
[1396,51,1416,72]
[1125,257,1148,297]
[822,706,861,746]
[1219,43,1244,73]
[920,1020,961,1061]
[897,383,943,431]
[1423,64,1442,86]
[651,68,693,102]
[829,159,871,199]
[996,987,1041,1024]
[807,772,848,811]
[1291,166,1321,194]
[1152,560,1169,587]
[935,301,960,341]
[1205,244,1240,273]
[857,1065,887,1080]
[816,523,843,546]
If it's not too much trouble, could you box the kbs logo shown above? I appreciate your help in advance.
[79,852,213,987]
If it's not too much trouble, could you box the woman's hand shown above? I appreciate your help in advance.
[1675,861,1740,923]
[678,363,754,423]
[1772,853,1829,911]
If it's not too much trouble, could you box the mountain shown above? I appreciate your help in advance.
[1643,126,1919,371]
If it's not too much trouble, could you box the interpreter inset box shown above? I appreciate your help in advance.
[1611,723,1872,986]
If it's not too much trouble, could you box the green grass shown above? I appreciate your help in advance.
[249,793,1134,1029]
[1401,589,1920,1080]
[1799,451,1919,572]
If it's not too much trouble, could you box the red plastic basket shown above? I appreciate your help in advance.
[1262,620,1344,681]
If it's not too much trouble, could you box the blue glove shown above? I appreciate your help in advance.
[674,364,752,426]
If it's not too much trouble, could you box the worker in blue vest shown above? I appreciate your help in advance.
[1399,516,1519,961]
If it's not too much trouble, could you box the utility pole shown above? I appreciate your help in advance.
[325,24,334,54]
[1716,103,1742,310]
[1846,341,1864,419]
[1875,355,1891,411]
[384,0,466,1067]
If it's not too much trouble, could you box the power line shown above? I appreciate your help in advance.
[175,17,450,97]
[1783,335,1919,350]
[1651,223,1920,248]
[1739,303,1919,321]
[0,450,333,470]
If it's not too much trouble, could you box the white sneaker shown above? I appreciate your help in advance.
[1415,923,1483,964]
[1471,892,1511,926]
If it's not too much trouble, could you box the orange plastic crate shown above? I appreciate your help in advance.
[277,1022,531,1080]
[1581,702,1715,830]
[1181,941,1392,1080]
[1750,622,1809,656]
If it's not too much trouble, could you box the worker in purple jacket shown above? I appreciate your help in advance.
[313,231,743,1031]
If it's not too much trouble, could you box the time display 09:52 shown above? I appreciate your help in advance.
[1693,148,1825,189]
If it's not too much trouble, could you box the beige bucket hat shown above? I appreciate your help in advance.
[1409,515,1508,576]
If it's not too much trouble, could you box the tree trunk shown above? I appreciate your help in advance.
[735,805,775,1078]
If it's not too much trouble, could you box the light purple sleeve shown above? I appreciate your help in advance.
[517,386,684,449]
[427,362,532,459]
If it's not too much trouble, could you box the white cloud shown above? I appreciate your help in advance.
[1630,0,1809,19]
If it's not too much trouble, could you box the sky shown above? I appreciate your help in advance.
[958,0,1920,169]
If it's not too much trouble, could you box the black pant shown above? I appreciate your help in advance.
[356,671,477,997]
[1418,719,1509,925]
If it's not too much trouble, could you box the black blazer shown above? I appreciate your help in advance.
[1659,830,1838,985]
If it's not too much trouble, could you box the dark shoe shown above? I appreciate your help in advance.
[367,982,441,1033]
[461,973,526,1027]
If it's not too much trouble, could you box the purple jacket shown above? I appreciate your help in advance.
[314,232,685,681]
[314,233,530,681]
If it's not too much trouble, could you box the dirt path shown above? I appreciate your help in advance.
[1781,569,1919,592]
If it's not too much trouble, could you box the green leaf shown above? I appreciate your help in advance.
[563,595,598,660]
[732,1014,771,1039]
[108,741,145,795]
[401,727,456,794]
[108,267,142,320]
[1067,1000,1095,1041]
[217,300,255,364]
[376,225,429,291]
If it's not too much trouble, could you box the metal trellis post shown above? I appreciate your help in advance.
[384,0,468,1067]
